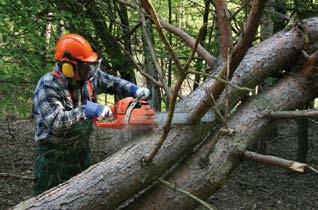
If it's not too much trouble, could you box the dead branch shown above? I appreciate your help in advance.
[264,109,318,119]
[244,151,307,173]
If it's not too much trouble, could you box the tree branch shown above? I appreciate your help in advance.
[243,151,318,173]
[231,0,268,71]
[264,109,318,119]
[214,0,232,60]
[188,70,253,92]
[160,20,215,67]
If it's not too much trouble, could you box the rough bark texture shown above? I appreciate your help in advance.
[124,73,317,210]
[12,17,318,210]
[178,17,318,115]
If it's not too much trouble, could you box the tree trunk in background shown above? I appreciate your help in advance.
[261,0,274,40]
[13,18,318,210]
[142,18,162,111]
[124,67,317,210]
[117,2,132,54]
[44,12,53,64]
[193,0,210,90]
[85,1,136,83]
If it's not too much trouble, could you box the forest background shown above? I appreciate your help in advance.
[1,0,317,119]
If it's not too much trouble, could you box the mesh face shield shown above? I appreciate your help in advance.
[77,58,102,81]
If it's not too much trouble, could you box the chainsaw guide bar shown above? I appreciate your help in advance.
[94,97,214,129]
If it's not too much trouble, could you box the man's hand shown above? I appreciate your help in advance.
[136,87,150,100]
[84,101,113,119]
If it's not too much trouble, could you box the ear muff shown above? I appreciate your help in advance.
[62,63,75,78]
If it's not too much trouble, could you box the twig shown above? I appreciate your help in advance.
[188,69,252,92]
[308,118,318,125]
[205,88,225,123]
[306,166,318,174]
[158,178,217,210]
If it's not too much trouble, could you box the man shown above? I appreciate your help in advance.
[32,34,150,195]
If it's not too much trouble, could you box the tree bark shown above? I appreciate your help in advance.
[179,17,318,118]
[124,69,317,210]
[12,17,318,210]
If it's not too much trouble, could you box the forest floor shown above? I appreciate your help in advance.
[0,118,317,210]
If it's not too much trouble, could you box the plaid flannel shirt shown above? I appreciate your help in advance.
[33,66,138,142]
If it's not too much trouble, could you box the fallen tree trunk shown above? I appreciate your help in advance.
[13,17,318,210]
[179,17,318,117]
[124,68,317,210]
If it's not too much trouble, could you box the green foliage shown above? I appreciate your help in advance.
[1,0,318,119]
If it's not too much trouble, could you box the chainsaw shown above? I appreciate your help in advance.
[94,97,214,129]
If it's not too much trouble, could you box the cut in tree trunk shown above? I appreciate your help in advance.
[124,69,317,210]
[12,17,318,210]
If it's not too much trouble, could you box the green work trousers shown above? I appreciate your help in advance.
[34,120,93,195]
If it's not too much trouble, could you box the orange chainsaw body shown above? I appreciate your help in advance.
[94,97,155,129]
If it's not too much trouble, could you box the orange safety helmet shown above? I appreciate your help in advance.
[55,34,98,62]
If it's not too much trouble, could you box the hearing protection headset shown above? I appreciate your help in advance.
[61,52,76,78]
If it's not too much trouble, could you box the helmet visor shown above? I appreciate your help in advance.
[78,58,102,80]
